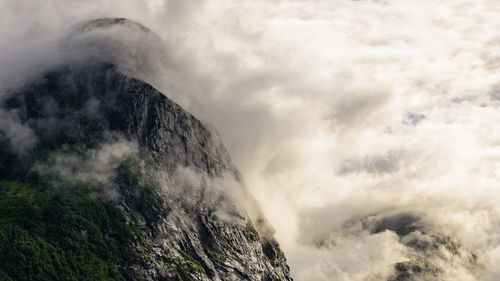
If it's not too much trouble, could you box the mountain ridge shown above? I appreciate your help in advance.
[0,18,292,281]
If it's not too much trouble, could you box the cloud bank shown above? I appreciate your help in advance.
[1,0,500,280]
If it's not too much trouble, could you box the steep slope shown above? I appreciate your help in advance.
[0,19,292,281]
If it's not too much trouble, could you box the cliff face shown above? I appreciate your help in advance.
[0,19,292,281]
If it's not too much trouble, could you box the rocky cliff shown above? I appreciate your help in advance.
[0,18,292,281]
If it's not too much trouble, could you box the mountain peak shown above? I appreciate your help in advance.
[60,18,165,80]
[0,18,293,279]
[76,18,152,33]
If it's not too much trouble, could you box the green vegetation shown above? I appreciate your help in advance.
[207,249,227,264]
[175,248,205,274]
[0,136,204,281]
[245,224,259,240]
[115,158,167,232]
[0,180,141,281]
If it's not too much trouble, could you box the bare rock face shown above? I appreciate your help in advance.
[1,18,292,281]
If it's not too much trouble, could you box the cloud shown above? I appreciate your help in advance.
[0,108,38,154]
[35,140,139,186]
[1,0,500,280]
[339,152,401,175]
[288,231,406,281]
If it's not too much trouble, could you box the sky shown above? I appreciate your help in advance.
[1,0,500,280]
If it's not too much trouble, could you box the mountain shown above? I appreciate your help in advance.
[309,210,479,281]
[0,18,292,281]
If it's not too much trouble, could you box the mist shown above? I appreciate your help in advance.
[1,0,500,280]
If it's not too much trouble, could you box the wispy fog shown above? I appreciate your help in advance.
[1,0,500,280]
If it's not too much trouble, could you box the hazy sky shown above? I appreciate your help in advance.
[1,0,500,280]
